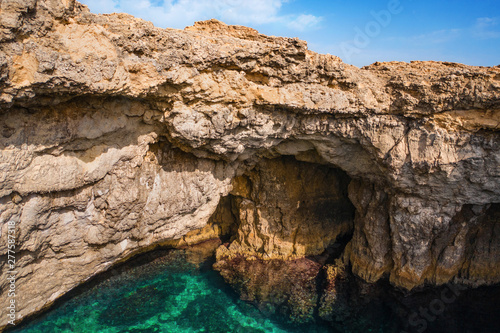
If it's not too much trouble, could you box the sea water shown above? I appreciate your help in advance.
[9,247,332,333]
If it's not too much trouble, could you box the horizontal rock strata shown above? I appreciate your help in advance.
[0,0,499,329]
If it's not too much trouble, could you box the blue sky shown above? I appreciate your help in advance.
[80,0,500,67]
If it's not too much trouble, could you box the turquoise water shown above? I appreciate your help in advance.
[10,248,331,333]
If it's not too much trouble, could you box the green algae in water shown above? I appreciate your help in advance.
[10,248,332,333]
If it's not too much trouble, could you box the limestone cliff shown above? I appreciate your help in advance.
[0,0,499,329]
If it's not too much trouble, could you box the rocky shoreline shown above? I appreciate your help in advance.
[0,0,499,330]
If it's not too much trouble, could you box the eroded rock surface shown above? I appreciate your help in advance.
[215,157,354,261]
[0,0,499,328]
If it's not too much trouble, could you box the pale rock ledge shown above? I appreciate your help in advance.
[0,0,499,329]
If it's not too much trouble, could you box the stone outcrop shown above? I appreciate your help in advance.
[1,0,499,329]
[215,255,324,323]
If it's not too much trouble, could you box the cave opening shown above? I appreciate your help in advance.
[204,154,361,326]
[205,155,500,331]
[208,154,356,262]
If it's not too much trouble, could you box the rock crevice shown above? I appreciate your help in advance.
[0,0,499,328]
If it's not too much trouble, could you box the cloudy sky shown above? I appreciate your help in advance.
[80,0,500,67]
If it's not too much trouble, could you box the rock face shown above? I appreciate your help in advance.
[215,156,354,261]
[0,0,500,329]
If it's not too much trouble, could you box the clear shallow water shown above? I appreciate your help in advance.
[10,247,332,333]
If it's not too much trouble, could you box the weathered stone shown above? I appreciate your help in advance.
[215,156,354,261]
[0,0,499,329]
[346,180,392,284]
[214,255,323,323]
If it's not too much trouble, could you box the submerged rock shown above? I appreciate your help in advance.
[0,0,499,329]
[215,255,323,323]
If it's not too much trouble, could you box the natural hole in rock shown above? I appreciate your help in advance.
[207,155,360,325]
[209,155,355,261]
[443,203,500,281]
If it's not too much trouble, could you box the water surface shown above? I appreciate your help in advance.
[10,245,332,333]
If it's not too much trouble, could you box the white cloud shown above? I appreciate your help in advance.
[287,14,322,31]
[80,0,119,13]
[79,0,323,31]
[473,17,500,39]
